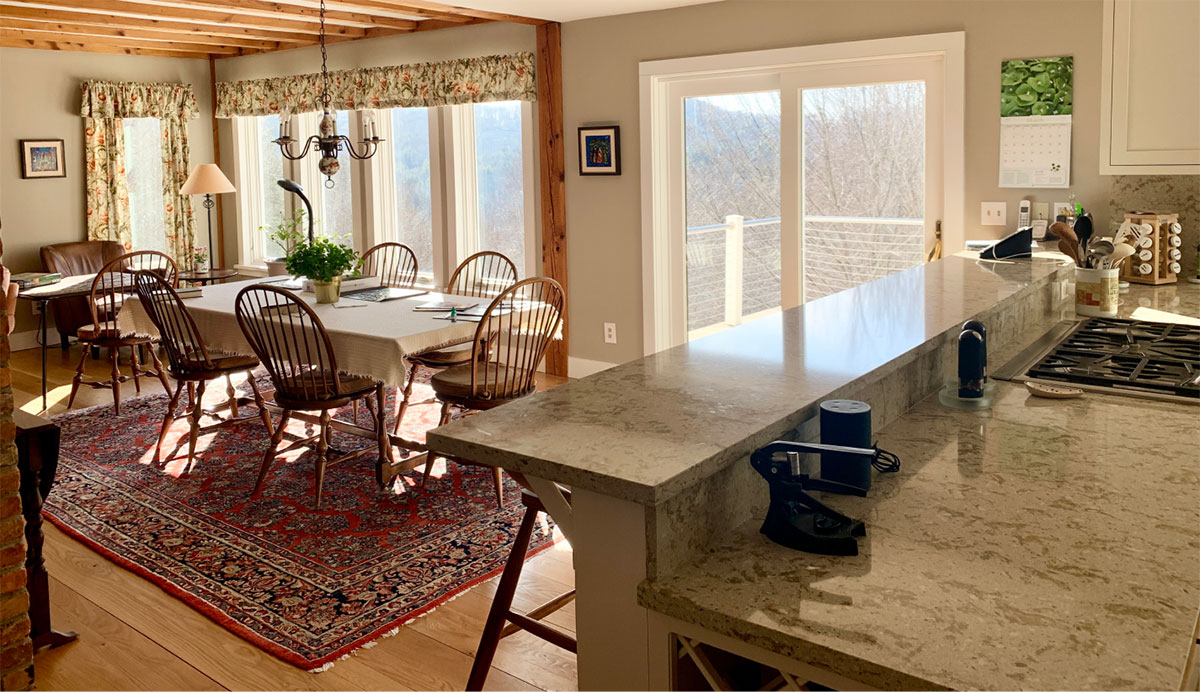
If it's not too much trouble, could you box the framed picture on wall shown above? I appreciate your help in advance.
[578,126,620,176]
[20,139,66,179]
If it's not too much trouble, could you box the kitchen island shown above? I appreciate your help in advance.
[427,255,1199,689]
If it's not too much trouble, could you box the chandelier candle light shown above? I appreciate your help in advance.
[273,0,382,187]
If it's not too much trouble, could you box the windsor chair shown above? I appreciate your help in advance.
[67,250,175,413]
[361,242,419,288]
[235,285,393,508]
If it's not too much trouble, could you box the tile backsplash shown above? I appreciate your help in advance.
[1108,175,1200,277]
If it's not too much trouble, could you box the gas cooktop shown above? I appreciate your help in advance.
[996,317,1200,403]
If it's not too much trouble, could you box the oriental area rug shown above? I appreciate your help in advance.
[44,373,555,671]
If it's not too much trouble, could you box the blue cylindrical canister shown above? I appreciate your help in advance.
[819,400,873,491]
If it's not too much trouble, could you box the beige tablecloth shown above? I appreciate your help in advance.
[117,277,482,388]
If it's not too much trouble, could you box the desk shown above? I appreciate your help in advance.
[18,274,135,411]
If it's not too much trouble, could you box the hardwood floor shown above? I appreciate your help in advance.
[8,343,577,691]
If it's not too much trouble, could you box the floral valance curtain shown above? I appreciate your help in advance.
[81,80,198,266]
[215,52,536,118]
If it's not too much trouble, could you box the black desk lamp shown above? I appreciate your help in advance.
[277,178,314,243]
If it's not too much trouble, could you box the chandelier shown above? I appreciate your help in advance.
[273,0,382,187]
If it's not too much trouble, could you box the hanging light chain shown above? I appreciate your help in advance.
[319,0,330,110]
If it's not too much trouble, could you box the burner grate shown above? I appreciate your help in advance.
[1025,317,1200,400]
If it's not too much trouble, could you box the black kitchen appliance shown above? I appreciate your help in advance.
[994,317,1200,403]
[751,441,874,556]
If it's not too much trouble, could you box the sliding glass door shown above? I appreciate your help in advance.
[663,54,945,342]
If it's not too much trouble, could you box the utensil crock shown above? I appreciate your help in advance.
[1075,267,1118,317]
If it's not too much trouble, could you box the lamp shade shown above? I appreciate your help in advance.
[180,164,235,195]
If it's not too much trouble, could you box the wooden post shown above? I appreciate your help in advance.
[723,214,744,327]
[208,57,227,269]
[536,22,567,378]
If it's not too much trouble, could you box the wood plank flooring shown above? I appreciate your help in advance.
[8,343,577,691]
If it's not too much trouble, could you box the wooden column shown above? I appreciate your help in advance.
[208,57,227,269]
[537,22,567,377]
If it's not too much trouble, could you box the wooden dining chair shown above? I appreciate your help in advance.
[361,242,419,289]
[393,251,518,433]
[67,250,175,414]
[235,285,394,508]
[424,277,565,506]
[134,271,273,467]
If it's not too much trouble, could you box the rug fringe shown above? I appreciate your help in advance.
[306,580,485,673]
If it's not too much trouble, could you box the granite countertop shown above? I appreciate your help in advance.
[427,256,1071,504]
[638,283,1200,691]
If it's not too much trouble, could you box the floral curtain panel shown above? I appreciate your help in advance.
[215,52,536,118]
[83,119,131,250]
[81,80,198,265]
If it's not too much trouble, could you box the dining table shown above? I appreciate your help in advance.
[115,275,498,484]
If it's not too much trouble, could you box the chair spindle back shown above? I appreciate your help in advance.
[235,285,345,401]
[90,251,178,332]
[447,251,518,298]
[133,270,212,373]
[469,277,565,401]
[361,242,419,289]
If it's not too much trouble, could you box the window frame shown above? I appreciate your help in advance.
[232,102,539,284]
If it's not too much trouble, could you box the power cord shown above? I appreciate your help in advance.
[872,444,901,473]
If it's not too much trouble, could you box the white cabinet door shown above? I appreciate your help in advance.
[1100,0,1200,173]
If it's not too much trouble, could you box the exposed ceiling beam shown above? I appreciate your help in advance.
[0,1,365,35]
[0,5,318,42]
[0,34,219,57]
[0,27,250,53]
[351,0,544,24]
[122,0,418,29]
[327,0,470,22]
[2,17,289,49]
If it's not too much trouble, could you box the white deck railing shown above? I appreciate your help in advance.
[685,214,923,332]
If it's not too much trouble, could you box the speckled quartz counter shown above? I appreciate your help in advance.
[639,282,1200,691]
[427,256,1072,505]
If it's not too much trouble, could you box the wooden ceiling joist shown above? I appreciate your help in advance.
[0,0,544,59]
[0,28,253,53]
[1,1,365,35]
[139,0,419,29]
[2,18,289,49]
[0,5,318,43]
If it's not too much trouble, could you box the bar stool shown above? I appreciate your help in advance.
[467,488,575,691]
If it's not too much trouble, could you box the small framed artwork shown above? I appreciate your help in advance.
[578,126,620,176]
[20,139,66,179]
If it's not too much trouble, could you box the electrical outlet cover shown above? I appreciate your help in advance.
[1033,202,1050,221]
[981,202,1007,226]
[1052,202,1072,220]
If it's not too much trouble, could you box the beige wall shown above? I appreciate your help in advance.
[211,21,536,270]
[0,47,214,334]
[561,0,1121,364]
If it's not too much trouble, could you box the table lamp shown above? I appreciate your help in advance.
[180,164,236,269]
[277,178,315,243]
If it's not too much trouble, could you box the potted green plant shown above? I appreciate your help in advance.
[261,209,307,276]
[285,235,361,303]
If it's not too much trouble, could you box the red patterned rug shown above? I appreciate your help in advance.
[44,372,555,671]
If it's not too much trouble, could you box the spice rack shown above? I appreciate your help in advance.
[1120,212,1181,285]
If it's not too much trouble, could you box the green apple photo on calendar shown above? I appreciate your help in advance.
[1000,56,1072,117]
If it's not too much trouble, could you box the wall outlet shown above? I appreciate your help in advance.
[1052,202,1072,220]
[981,202,1007,226]
[603,322,617,344]
[30,301,42,315]
[1033,201,1050,221]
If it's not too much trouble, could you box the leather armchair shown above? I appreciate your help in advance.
[41,241,126,348]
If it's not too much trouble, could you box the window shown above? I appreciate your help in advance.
[319,111,354,241]
[472,101,526,272]
[388,107,434,274]
[232,102,537,283]
[123,117,166,253]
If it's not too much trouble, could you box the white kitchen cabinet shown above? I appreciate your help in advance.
[1099,0,1200,174]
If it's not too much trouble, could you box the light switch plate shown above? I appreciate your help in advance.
[981,202,1007,226]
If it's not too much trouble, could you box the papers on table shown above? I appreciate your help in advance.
[413,300,479,312]
[342,286,429,302]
